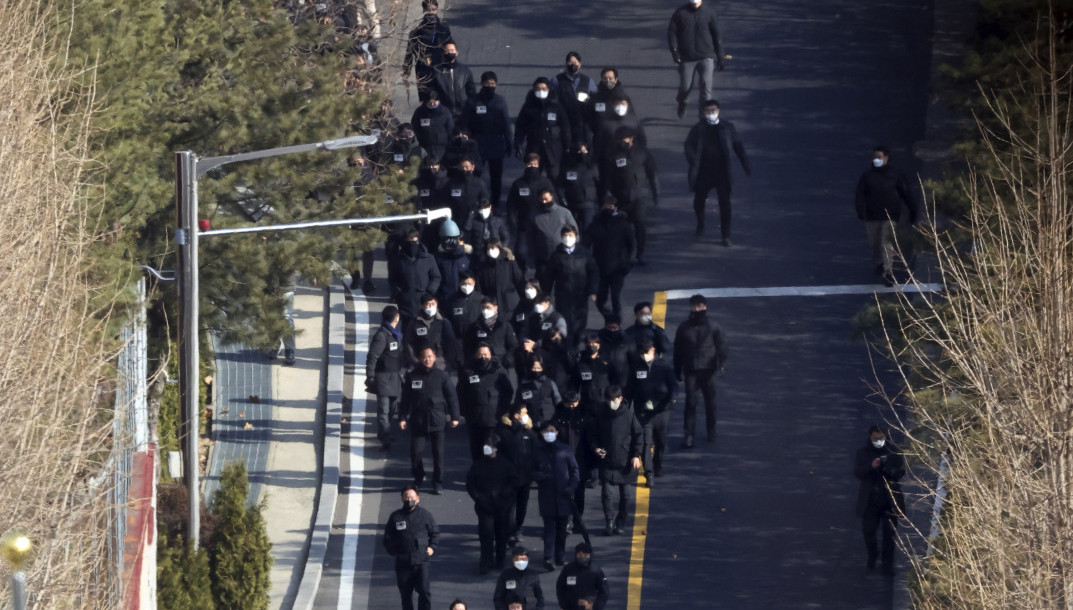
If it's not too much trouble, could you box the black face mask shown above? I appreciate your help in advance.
[480,86,495,100]
[601,208,617,217]
[407,241,421,256]
[444,52,458,62]
[478,356,491,366]
[690,309,706,320]
[403,499,416,510]
[523,166,541,179]
[566,64,580,75]
[576,556,591,568]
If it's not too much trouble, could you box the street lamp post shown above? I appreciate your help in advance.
[175,136,450,548]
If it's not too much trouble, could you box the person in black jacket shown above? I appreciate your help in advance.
[460,345,515,461]
[411,90,454,163]
[515,356,563,427]
[378,123,426,173]
[583,196,635,319]
[464,199,513,255]
[442,129,484,179]
[465,297,520,373]
[445,270,484,340]
[854,145,918,286]
[515,78,572,179]
[382,485,440,610]
[684,99,751,246]
[625,339,678,485]
[672,294,728,448]
[547,226,599,342]
[443,158,489,230]
[506,154,560,243]
[558,144,599,233]
[596,315,631,384]
[623,302,672,358]
[429,40,476,122]
[667,0,725,118]
[476,239,525,320]
[389,230,443,325]
[414,157,451,213]
[400,347,461,494]
[854,425,905,575]
[494,547,545,610]
[367,306,405,450]
[586,68,632,142]
[573,334,617,419]
[521,293,569,346]
[589,386,643,535]
[466,434,522,574]
[550,51,598,149]
[403,294,461,372]
[556,543,609,610]
[550,392,592,533]
[599,127,659,265]
[496,405,537,542]
[591,95,646,166]
[461,72,513,206]
[402,0,452,97]
[532,421,580,570]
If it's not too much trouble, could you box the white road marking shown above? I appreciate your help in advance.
[663,283,945,300]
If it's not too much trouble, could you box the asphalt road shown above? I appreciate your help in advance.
[316,0,937,607]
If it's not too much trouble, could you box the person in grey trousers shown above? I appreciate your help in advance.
[667,0,726,118]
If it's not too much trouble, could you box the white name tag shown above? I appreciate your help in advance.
[515,314,526,322]
[394,154,404,162]
[416,327,428,336]
[567,576,577,585]
[396,521,407,530]
[519,187,530,196]
[645,400,654,411]
[476,105,488,114]
[451,189,462,197]
[522,391,533,400]
[411,380,423,389]
[595,103,606,112]
[420,119,431,127]
[581,372,592,381]
[566,171,578,181]
[547,112,557,121]
[469,375,480,384]
[452,307,463,315]
[506,580,517,590]
[389,342,398,350]
[541,322,552,330]
[577,92,589,102]
[477,331,488,338]
[636,370,647,379]
[615,157,627,168]
[420,189,430,197]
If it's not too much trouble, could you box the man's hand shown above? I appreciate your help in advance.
[399,420,408,431]
[872,457,882,469]
[716,57,725,71]
[631,457,642,470]
[671,49,682,65]
[589,294,597,301]
[427,547,435,557]
[523,339,536,353]
[450,419,459,428]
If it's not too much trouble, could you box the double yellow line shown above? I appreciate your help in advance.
[626,291,668,610]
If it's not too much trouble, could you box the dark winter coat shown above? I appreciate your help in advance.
[623,321,673,357]
[441,137,483,174]
[515,92,573,170]
[459,358,515,427]
[506,168,559,235]
[461,90,513,161]
[593,112,647,164]
[854,440,906,517]
[684,119,750,192]
[519,306,569,344]
[379,135,426,170]
[586,83,632,139]
[547,244,599,306]
[551,402,592,469]
[573,350,617,412]
[526,203,577,266]
[597,328,633,383]
[599,141,660,208]
[515,374,562,426]
[411,103,454,162]
[463,210,513,254]
[430,60,476,119]
[434,244,472,302]
[559,151,599,216]
[445,288,484,340]
[444,170,489,222]
[583,209,636,276]
[382,504,439,567]
[403,312,460,370]
[673,310,728,377]
[475,249,525,316]
[589,401,643,484]
[667,2,723,62]
[556,562,610,610]
[366,324,404,397]
[854,164,917,223]
[464,315,520,369]
[551,70,597,147]
[403,13,451,84]
[466,454,521,514]
[400,365,460,433]
[625,357,678,424]
[496,415,537,484]
[388,243,442,320]
[413,167,450,211]
[532,439,580,518]
[494,565,545,610]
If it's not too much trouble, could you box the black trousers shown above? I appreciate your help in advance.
[410,430,446,486]
[542,514,570,562]
[641,410,671,476]
[694,179,732,239]
[376,394,399,445]
[622,202,648,258]
[477,507,512,569]
[484,157,504,205]
[395,561,432,610]
[596,270,628,319]
[511,483,532,535]
[683,369,717,437]
[599,474,630,527]
[559,300,590,344]
[861,504,897,568]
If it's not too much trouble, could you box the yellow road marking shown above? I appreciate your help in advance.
[626,291,667,610]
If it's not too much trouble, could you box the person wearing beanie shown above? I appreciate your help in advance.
[555,543,609,610]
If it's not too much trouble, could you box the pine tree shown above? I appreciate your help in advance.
[157,532,215,610]
[59,0,401,348]
[209,462,272,610]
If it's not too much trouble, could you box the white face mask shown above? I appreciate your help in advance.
[535,303,548,314]
[705,113,719,124]
[479,207,492,219]
[642,352,655,363]
[562,236,577,248]
[460,283,475,295]
[424,306,437,317]
[519,414,530,426]
[639,314,652,325]
[872,438,886,449]
[525,287,538,299]
[482,444,494,456]
[542,432,557,443]
[482,308,496,319]
[873,157,885,168]
[609,400,622,411]
[514,559,529,571]
[535,89,548,100]
[487,248,500,259]
[613,105,628,117]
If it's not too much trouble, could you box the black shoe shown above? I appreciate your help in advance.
[644,476,654,489]
[555,557,565,566]
[604,522,614,536]
[681,435,694,449]
[613,524,624,535]
[676,99,687,119]
[284,349,295,365]
[362,279,376,295]
[721,238,732,247]
[584,478,597,489]
[430,483,443,495]
[349,273,361,290]
[543,559,556,572]
[412,478,423,490]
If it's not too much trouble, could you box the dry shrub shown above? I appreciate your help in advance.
[885,30,1073,610]
[0,0,118,607]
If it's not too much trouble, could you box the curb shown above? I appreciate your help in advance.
[292,282,347,610]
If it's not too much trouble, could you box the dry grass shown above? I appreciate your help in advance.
[0,0,119,607]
